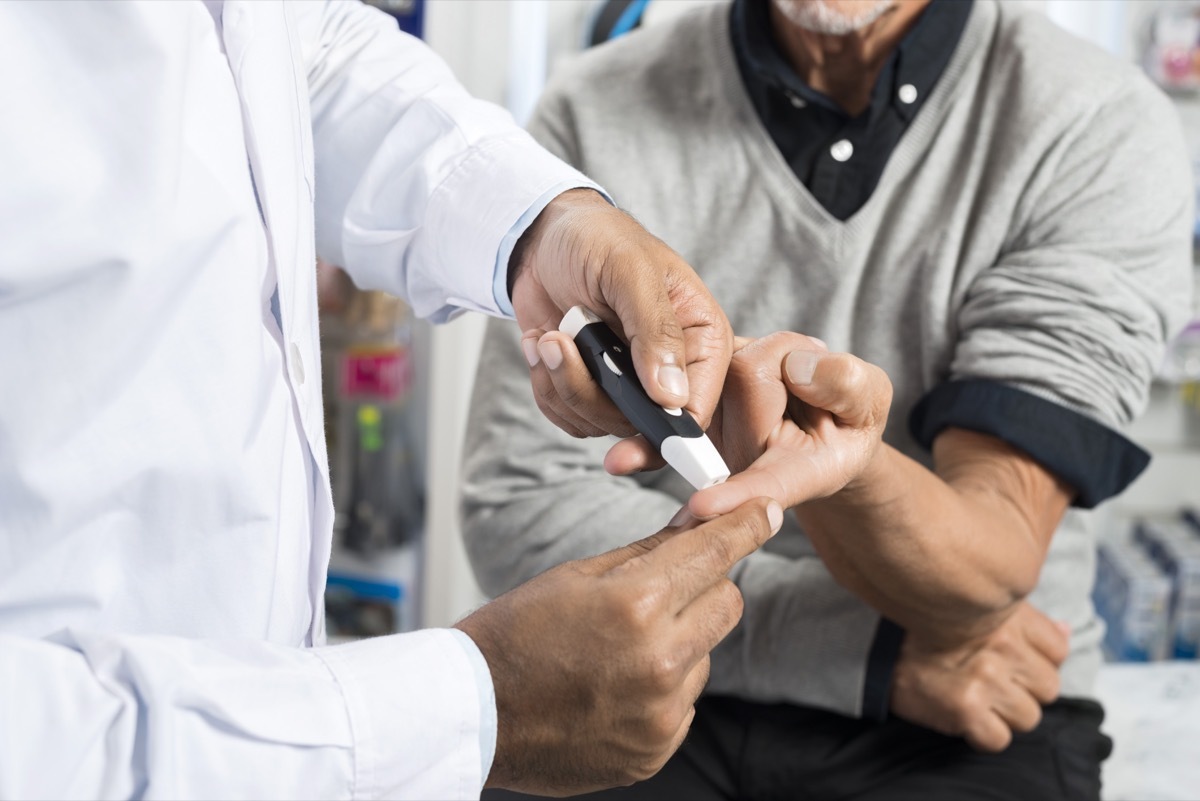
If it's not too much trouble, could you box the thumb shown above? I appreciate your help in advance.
[624,304,691,412]
[599,261,691,410]
[783,350,891,426]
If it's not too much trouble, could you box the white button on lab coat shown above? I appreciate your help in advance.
[0,1,592,798]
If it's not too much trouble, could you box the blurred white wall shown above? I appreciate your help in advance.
[415,0,594,627]
[420,1,523,628]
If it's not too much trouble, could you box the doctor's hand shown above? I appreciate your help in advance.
[606,332,892,517]
[455,497,783,797]
[508,188,732,438]
[890,602,1069,752]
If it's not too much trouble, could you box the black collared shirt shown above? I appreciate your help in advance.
[731,0,973,220]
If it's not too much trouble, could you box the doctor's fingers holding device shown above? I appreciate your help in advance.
[455,496,784,797]
[508,188,734,441]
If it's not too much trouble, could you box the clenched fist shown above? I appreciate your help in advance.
[891,602,1070,751]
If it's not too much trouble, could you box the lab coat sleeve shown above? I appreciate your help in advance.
[294,0,600,323]
[1,628,491,800]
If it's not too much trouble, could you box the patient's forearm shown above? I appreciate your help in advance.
[795,430,1070,648]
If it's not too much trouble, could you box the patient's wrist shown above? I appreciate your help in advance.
[822,440,897,509]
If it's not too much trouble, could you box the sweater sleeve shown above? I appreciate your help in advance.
[921,74,1194,502]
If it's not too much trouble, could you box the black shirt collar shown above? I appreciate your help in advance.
[731,0,974,123]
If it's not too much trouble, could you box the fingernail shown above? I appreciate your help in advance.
[657,362,689,402]
[785,350,821,386]
[767,501,784,534]
[807,336,828,351]
[668,506,694,527]
[521,338,540,368]
[538,340,563,370]
[1055,621,1072,638]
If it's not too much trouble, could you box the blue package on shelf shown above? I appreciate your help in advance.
[1135,521,1200,659]
[1094,537,1172,662]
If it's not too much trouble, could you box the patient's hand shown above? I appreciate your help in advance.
[608,332,892,517]
[890,602,1069,752]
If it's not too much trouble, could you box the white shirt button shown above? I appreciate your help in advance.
[830,139,854,162]
[898,84,918,104]
[289,342,305,385]
[786,91,807,109]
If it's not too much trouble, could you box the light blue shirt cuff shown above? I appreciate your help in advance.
[448,627,498,783]
[493,180,614,318]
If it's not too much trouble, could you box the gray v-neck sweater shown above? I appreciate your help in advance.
[463,0,1193,714]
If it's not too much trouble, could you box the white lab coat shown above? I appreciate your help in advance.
[0,1,592,798]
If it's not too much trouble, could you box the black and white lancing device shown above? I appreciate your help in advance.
[559,306,731,490]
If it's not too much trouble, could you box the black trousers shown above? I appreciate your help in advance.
[484,695,1113,801]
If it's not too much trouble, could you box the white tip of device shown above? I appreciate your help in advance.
[660,434,731,491]
[559,306,602,338]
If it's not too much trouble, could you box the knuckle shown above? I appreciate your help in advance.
[718,580,745,626]
[975,656,1002,683]
[646,706,680,743]
[707,529,740,571]
[1037,672,1061,703]
[555,379,586,411]
[533,376,558,408]
[955,684,985,720]
[645,652,682,694]
[656,315,683,344]
[619,589,662,633]
[836,355,866,389]
[992,628,1016,649]
[1013,706,1043,733]
[735,502,771,544]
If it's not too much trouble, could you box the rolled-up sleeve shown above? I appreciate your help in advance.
[913,75,1194,504]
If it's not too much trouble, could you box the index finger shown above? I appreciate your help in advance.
[688,438,821,520]
[633,498,782,612]
[604,435,667,477]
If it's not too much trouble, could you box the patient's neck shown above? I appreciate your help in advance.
[768,0,931,116]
